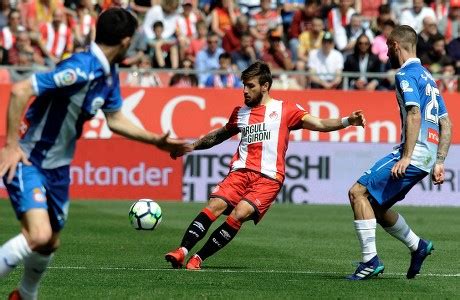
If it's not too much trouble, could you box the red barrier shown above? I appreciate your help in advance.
[0,138,183,200]
[0,85,458,143]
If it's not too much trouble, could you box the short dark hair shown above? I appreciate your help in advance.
[389,25,417,51]
[241,61,273,90]
[8,9,20,19]
[95,8,138,46]
[378,4,391,14]
[305,0,320,6]
[153,21,164,29]
[219,52,231,61]
[383,19,396,28]
[431,33,445,44]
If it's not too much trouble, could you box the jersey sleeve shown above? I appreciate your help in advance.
[286,101,309,130]
[31,54,89,96]
[395,73,421,107]
[224,106,241,133]
[101,74,123,112]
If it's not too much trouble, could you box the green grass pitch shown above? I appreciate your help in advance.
[1,200,459,299]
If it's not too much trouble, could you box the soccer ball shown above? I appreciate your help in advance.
[128,199,162,230]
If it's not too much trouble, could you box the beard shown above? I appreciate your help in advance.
[244,91,263,107]
[388,51,401,69]
[113,46,129,64]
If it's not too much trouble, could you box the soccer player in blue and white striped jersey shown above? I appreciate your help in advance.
[0,8,190,299]
[347,25,452,280]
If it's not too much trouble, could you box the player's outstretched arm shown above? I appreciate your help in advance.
[170,126,238,159]
[104,110,192,154]
[0,79,34,183]
[301,110,366,132]
[432,116,452,185]
[192,126,236,150]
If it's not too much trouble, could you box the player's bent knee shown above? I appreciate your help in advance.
[207,198,228,216]
[230,202,255,223]
[348,184,365,204]
[24,227,54,250]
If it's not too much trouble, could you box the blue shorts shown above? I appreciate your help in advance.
[3,163,70,232]
[357,152,428,208]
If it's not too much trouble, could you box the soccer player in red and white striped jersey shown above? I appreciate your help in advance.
[165,61,366,270]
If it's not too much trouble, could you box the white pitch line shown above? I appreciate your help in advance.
[46,266,460,277]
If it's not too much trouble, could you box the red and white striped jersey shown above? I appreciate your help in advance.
[79,13,96,37]
[0,26,25,50]
[40,22,73,59]
[225,99,308,182]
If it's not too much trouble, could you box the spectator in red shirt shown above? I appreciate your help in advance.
[327,0,356,31]
[222,15,249,53]
[261,30,293,72]
[438,0,460,43]
[8,30,45,66]
[211,0,238,38]
[177,0,202,61]
[0,10,25,51]
[39,8,73,63]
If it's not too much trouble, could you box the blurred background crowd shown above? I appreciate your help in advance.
[0,0,459,91]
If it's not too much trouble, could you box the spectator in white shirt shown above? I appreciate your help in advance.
[334,13,374,55]
[143,0,180,41]
[308,31,344,89]
[400,0,437,33]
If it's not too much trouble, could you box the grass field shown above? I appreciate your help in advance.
[0,200,459,299]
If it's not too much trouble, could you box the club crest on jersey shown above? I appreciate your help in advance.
[33,188,46,203]
[53,69,78,87]
[400,80,413,93]
[90,97,105,115]
[269,111,279,120]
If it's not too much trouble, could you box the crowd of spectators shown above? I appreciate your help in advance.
[0,0,459,91]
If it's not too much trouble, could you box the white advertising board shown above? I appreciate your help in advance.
[183,142,460,206]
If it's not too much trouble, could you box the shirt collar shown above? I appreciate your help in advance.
[90,42,111,76]
[401,57,420,69]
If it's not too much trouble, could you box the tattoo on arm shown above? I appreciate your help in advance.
[193,127,236,150]
[436,116,452,164]
[402,105,421,159]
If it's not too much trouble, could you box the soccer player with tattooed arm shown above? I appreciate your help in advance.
[165,61,366,270]
[346,25,452,281]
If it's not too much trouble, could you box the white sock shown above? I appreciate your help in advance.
[0,234,32,277]
[354,219,377,263]
[19,252,54,300]
[180,247,189,256]
[384,214,420,252]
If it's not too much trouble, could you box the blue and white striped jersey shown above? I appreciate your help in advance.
[21,42,122,169]
[394,58,448,172]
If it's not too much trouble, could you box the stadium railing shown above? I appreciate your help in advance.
[0,66,459,92]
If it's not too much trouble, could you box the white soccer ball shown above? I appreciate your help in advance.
[128,199,162,230]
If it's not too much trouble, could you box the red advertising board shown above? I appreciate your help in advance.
[0,138,183,200]
[0,85,458,143]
